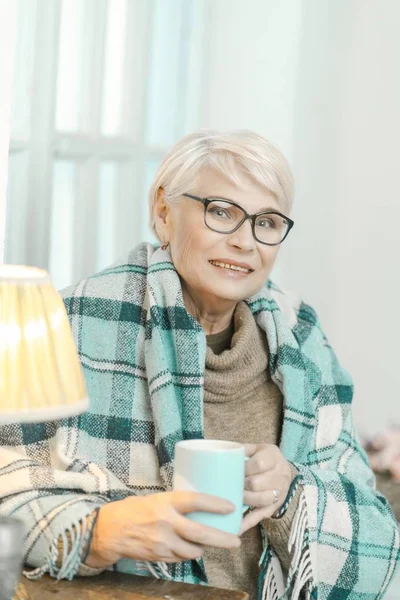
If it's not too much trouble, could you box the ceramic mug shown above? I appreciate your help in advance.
[173,439,248,534]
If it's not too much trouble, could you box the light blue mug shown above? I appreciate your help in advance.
[173,439,248,534]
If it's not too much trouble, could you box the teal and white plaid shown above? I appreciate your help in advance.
[0,243,398,599]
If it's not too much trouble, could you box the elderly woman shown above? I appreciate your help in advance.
[0,130,398,600]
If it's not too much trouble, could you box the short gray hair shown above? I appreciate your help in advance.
[148,129,294,237]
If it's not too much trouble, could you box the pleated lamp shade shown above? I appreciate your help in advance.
[0,265,89,423]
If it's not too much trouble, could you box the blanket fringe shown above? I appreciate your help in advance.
[258,490,315,600]
[286,491,314,600]
[23,515,92,581]
[145,561,172,580]
[23,516,172,583]
[261,554,280,600]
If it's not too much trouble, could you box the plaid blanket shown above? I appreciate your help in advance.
[0,243,398,599]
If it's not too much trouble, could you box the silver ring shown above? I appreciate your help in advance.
[272,489,280,504]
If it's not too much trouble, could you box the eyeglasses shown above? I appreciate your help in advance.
[182,193,294,246]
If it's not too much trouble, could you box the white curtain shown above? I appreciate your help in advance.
[5,0,206,289]
[0,0,17,262]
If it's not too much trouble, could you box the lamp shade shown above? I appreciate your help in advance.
[0,265,89,423]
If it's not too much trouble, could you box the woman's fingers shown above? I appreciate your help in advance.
[171,492,241,550]
[174,513,240,549]
[168,531,205,561]
[243,488,281,508]
[245,470,277,491]
[240,506,277,535]
[244,445,277,476]
[244,468,288,507]
[171,491,235,516]
[171,491,240,549]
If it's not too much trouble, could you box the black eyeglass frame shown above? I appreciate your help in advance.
[182,193,294,246]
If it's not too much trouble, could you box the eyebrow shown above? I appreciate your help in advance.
[209,194,278,213]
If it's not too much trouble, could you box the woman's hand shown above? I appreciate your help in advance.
[241,443,294,534]
[85,491,240,568]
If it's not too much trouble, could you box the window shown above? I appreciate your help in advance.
[6,0,206,289]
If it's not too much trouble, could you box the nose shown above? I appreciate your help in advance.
[227,218,256,251]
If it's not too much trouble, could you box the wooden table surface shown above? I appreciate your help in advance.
[21,572,249,600]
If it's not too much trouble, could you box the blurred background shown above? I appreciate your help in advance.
[1,0,400,438]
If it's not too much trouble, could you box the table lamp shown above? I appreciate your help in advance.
[0,265,89,600]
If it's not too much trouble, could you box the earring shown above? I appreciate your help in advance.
[161,242,169,251]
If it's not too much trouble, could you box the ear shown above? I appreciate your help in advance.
[153,187,171,241]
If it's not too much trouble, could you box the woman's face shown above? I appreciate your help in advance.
[156,167,283,309]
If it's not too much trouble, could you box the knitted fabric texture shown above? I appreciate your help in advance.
[203,300,300,600]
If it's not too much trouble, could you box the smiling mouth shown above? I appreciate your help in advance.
[209,260,253,274]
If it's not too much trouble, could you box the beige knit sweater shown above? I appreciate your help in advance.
[203,301,299,600]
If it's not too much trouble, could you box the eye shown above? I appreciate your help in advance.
[208,206,233,220]
[211,208,227,217]
[257,217,276,229]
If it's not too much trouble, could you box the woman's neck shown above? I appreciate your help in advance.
[181,285,236,335]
